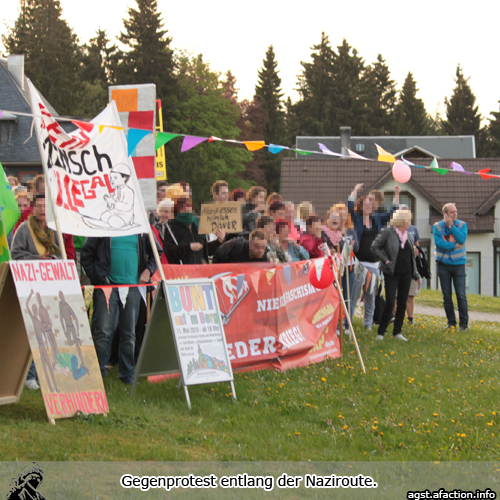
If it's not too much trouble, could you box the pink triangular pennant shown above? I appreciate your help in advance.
[102,286,113,313]
[181,136,208,152]
[347,148,369,160]
[249,271,260,295]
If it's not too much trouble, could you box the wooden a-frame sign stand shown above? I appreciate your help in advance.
[0,263,33,408]
[131,280,236,409]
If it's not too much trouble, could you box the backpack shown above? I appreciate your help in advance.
[415,245,431,280]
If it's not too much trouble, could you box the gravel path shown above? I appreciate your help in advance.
[415,304,500,323]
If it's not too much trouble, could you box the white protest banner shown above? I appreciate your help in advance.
[28,80,150,237]
[198,202,243,235]
[9,260,108,421]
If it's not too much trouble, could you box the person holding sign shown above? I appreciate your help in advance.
[163,197,224,265]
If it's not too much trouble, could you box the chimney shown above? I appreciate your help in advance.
[340,126,351,157]
[7,55,25,91]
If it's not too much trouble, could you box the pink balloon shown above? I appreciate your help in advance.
[392,160,412,183]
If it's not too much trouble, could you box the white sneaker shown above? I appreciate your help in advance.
[375,335,384,341]
[25,379,40,390]
[394,334,408,342]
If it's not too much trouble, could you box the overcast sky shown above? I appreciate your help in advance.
[2,0,499,125]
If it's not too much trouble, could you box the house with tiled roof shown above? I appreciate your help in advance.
[0,55,72,184]
[280,157,500,297]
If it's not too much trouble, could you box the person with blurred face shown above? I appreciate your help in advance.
[11,195,60,261]
[242,186,267,233]
[154,199,174,239]
[212,180,229,203]
[163,196,224,264]
[348,182,400,330]
[371,209,421,341]
[268,200,286,222]
[230,188,246,203]
[16,192,30,213]
[276,220,309,262]
[213,230,269,263]
[257,215,285,263]
[284,202,300,242]
[296,202,314,234]
[433,203,469,331]
[299,214,324,258]
[157,182,168,202]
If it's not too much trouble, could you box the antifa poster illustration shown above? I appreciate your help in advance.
[158,259,342,372]
[28,80,150,237]
[10,260,108,420]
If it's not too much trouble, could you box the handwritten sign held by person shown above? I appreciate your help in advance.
[198,202,242,234]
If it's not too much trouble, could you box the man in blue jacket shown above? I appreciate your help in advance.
[433,203,468,331]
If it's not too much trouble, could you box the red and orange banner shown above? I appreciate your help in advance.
[156,260,342,372]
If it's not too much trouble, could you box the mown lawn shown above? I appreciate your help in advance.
[417,288,500,314]
[1,314,499,462]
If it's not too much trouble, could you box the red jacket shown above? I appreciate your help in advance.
[299,232,324,258]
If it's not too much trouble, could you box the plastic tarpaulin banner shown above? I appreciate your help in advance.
[159,260,341,371]
[28,80,150,237]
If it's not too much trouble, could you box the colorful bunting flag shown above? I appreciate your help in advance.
[318,143,339,156]
[375,144,396,163]
[243,141,265,151]
[268,144,286,154]
[431,167,449,176]
[98,124,123,133]
[127,128,151,156]
[347,148,369,160]
[429,158,438,169]
[71,120,94,133]
[295,150,313,156]
[450,161,472,175]
[208,136,222,142]
[155,132,181,151]
[181,136,208,152]
[478,168,498,180]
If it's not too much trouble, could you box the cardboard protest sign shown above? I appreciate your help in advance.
[10,260,108,421]
[109,84,157,210]
[28,80,150,237]
[198,202,243,234]
[134,279,235,408]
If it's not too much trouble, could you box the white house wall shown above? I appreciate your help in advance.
[378,180,497,297]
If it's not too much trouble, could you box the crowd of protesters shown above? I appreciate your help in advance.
[5,174,468,389]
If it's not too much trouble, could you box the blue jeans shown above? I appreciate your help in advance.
[341,269,356,327]
[437,263,469,328]
[92,287,141,382]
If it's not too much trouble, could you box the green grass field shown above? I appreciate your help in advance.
[1,310,500,462]
[418,288,500,314]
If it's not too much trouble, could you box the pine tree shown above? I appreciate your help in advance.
[291,32,337,137]
[480,103,500,157]
[254,45,285,192]
[362,54,397,135]
[394,72,430,135]
[3,0,83,115]
[115,0,177,124]
[331,39,366,134]
[442,65,481,136]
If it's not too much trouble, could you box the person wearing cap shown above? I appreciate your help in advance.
[433,203,469,332]
[163,196,224,264]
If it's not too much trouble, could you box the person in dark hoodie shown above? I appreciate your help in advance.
[242,186,267,233]
[163,196,224,264]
